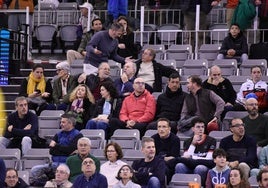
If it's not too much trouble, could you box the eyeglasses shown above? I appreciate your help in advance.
[56,170,67,174]
[231,123,245,128]
[246,103,258,107]
[82,160,94,165]
[6,175,17,179]
[134,82,145,85]
[107,150,116,153]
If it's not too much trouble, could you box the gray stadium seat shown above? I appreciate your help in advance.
[21,149,51,171]
[169,173,201,187]
[157,24,181,46]
[80,129,106,149]
[212,59,238,76]
[143,129,158,138]
[239,59,267,76]
[181,59,208,76]
[110,129,140,150]
[0,149,21,169]
[198,44,221,66]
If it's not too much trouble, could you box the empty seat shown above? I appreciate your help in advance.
[123,149,144,165]
[157,59,177,70]
[181,59,208,76]
[18,170,30,185]
[0,148,21,169]
[33,3,56,26]
[39,110,64,129]
[239,59,267,76]
[21,149,51,171]
[212,59,238,76]
[59,25,78,52]
[169,173,201,187]
[56,3,79,26]
[209,24,228,44]
[209,130,232,147]
[227,75,250,93]
[157,24,181,46]
[91,149,106,164]
[143,129,158,138]
[198,44,221,66]
[35,24,57,53]
[80,129,106,149]
[110,129,140,150]
[135,24,157,44]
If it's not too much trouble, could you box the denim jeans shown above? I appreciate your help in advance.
[0,136,32,155]
[86,120,109,130]
[141,176,161,188]
[175,163,208,185]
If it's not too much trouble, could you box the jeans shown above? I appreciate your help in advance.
[0,136,32,155]
[141,176,161,188]
[86,120,109,130]
[217,53,248,63]
[175,163,208,186]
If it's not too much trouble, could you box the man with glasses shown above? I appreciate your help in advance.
[5,168,28,187]
[135,48,177,92]
[53,61,77,111]
[44,164,73,188]
[243,97,268,148]
[66,137,100,182]
[73,157,108,187]
[219,118,258,179]
[109,77,156,137]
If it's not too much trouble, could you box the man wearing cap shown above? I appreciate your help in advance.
[53,61,77,111]
[72,157,107,187]
[242,97,268,148]
[219,118,258,179]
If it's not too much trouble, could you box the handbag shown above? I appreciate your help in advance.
[27,97,47,106]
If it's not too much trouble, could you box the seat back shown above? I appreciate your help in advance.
[157,59,177,70]
[181,59,208,76]
[80,129,106,149]
[60,25,78,42]
[212,59,238,76]
[143,129,158,138]
[169,174,201,187]
[239,59,267,76]
[123,149,144,166]
[21,149,51,171]
[18,171,30,185]
[35,25,57,42]
[157,24,181,45]
[209,130,232,147]
[110,129,140,150]
[0,149,21,169]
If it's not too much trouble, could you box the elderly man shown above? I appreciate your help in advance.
[73,157,108,187]
[109,77,156,137]
[179,75,225,134]
[114,61,136,98]
[219,118,258,179]
[243,97,268,149]
[132,137,166,188]
[66,137,100,182]
[30,113,83,186]
[0,96,38,155]
[53,61,77,110]
[5,168,28,188]
[44,164,73,188]
[135,48,177,92]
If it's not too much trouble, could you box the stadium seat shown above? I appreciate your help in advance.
[80,129,106,149]
[110,129,140,150]
[59,25,78,52]
[239,59,267,76]
[0,148,21,169]
[248,176,258,188]
[212,59,238,76]
[18,170,30,185]
[143,129,158,138]
[123,149,144,166]
[157,24,181,46]
[21,149,51,171]
[35,25,57,53]
[198,44,221,66]
[169,173,201,187]
[181,59,208,76]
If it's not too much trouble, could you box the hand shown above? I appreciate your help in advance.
[24,124,32,130]
[211,78,220,86]
[121,73,128,83]
[78,73,86,83]
[118,43,126,49]
[126,120,136,128]
[81,51,87,56]
[182,154,191,158]
[164,156,174,161]
[29,91,41,98]
[208,117,217,125]
[76,108,84,113]
[229,161,239,168]
[8,125,13,132]
[41,92,50,98]
[94,48,102,55]
[225,102,233,107]
[227,49,235,56]
[125,56,134,64]
[211,0,219,6]
[49,140,56,147]
[192,134,203,145]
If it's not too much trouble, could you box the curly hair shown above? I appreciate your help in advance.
[117,16,132,35]
[100,81,118,99]
[69,84,95,104]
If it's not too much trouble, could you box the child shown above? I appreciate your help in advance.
[217,23,248,63]
[206,148,231,188]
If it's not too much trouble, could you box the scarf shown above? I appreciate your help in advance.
[27,72,46,95]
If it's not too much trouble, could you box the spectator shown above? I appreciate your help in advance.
[219,118,258,179]
[107,0,128,24]
[117,16,138,60]
[256,0,268,42]
[100,142,127,188]
[217,24,248,63]
[77,2,99,38]
[251,145,268,177]
[5,168,28,188]
[0,96,38,155]
[84,23,133,69]
[114,61,136,98]
[30,113,83,186]
[67,18,103,64]
[132,137,166,188]
[0,158,6,188]
[19,64,53,115]
[147,72,186,133]
[66,137,100,182]
[72,157,108,188]
[78,62,113,100]
[236,65,268,112]
[257,169,268,188]
[175,117,216,186]
[44,164,72,188]
[113,165,141,188]
[227,167,250,188]
[109,77,156,137]
[66,84,95,130]
[243,97,268,148]
[179,75,225,134]
[135,48,177,92]
[205,148,231,188]
[85,82,121,137]
[52,61,77,111]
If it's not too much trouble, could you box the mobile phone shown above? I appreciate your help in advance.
[35,89,41,94]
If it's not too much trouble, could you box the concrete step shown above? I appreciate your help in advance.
[1,85,20,93]
[2,92,18,101]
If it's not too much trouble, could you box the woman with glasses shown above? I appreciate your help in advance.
[113,165,141,188]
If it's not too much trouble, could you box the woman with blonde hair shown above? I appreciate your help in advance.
[67,84,95,130]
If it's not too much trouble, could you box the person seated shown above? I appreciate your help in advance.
[85,82,122,137]
[44,164,72,188]
[5,168,28,188]
[251,145,268,177]
[0,158,5,187]
[100,142,127,188]
[135,48,177,92]
[205,148,231,188]
[227,167,250,188]
[114,61,136,98]
[73,157,108,187]
[257,169,268,188]
[66,84,95,130]
[67,18,103,64]
[0,97,38,156]
[18,64,53,115]
[113,165,141,188]
[53,61,77,111]
[66,137,100,182]
[217,23,248,63]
